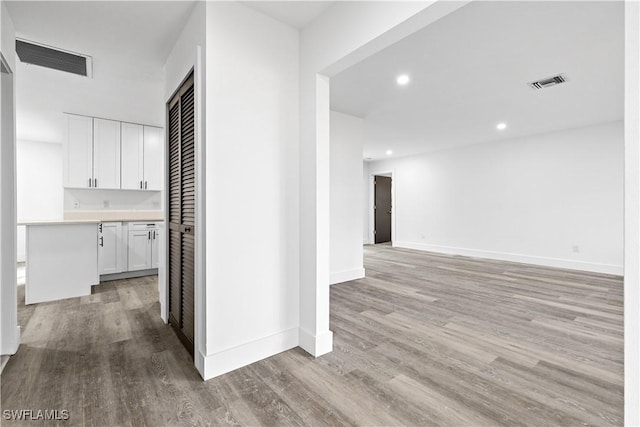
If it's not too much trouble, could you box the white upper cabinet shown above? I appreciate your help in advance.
[143,126,163,191]
[93,118,121,189]
[121,122,144,190]
[121,124,163,191]
[65,114,93,188]
[64,114,163,191]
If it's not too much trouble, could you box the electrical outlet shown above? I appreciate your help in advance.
[73,201,80,209]
[572,245,580,253]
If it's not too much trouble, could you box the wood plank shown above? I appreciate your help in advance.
[1,243,623,426]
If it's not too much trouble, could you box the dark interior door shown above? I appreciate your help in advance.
[374,175,392,244]
[167,72,195,356]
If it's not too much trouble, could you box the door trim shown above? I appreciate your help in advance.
[166,69,196,357]
[163,67,196,327]
[368,169,395,246]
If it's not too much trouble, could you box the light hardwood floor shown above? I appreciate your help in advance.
[1,245,623,426]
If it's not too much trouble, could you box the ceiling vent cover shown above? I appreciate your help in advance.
[528,74,567,90]
[16,39,92,77]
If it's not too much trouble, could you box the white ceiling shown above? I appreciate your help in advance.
[6,1,197,143]
[242,1,334,29]
[6,1,197,81]
[330,1,624,161]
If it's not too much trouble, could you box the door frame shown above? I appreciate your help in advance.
[0,50,20,356]
[368,169,395,246]
[161,46,205,376]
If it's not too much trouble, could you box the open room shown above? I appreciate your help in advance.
[329,1,625,424]
[1,1,639,426]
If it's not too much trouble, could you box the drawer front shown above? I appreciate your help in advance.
[129,222,159,230]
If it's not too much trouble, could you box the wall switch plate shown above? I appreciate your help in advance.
[103,200,110,208]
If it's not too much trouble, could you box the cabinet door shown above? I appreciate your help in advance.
[121,123,144,190]
[98,222,122,275]
[128,230,151,271]
[151,228,160,269]
[93,118,121,189]
[143,126,163,191]
[65,115,93,188]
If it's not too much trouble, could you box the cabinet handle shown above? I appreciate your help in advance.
[94,178,97,188]
[140,180,143,189]
[88,178,92,188]
[153,230,156,240]
[148,231,151,240]
[99,236,104,247]
[144,181,148,190]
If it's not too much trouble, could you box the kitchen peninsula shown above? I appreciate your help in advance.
[20,220,99,304]
[20,211,164,305]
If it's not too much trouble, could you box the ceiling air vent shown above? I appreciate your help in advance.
[16,39,92,77]
[528,74,567,90]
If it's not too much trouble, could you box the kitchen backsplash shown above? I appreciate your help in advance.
[64,188,162,212]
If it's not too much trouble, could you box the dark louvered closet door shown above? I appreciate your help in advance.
[167,72,195,356]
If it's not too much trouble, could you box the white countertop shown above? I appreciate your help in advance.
[18,219,100,226]
[64,210,164,222]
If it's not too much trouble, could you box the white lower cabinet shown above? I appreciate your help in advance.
[151,228,160,269]
[98,222,123,275]
[127,223,160,272]
[98,221,161,277]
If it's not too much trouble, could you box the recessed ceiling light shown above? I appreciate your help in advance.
[386,150,393,155]
[396,74,410,85]
[496,122,507,130]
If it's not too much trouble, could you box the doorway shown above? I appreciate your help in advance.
[166,71,195,356]
[374,175,392,244]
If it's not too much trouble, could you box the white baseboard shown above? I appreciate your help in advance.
[1,355,10,373]
[299,327,333,357]
[201,327,298,380]
[1,325,21,355]
[395,241,623,276]
[330,268,365,285]
[159,302,168,324]
[195,348,206,379]
[99,269,158,282]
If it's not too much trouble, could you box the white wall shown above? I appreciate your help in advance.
[15,140,63,262]
[202,2,299,379]
[63,189,161,212]
[367,121,624,274]
[164,1,205,102]
[1,0,19,355]
[330,111,364,284]
[16,58,164,145]
[17,140,63,220]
